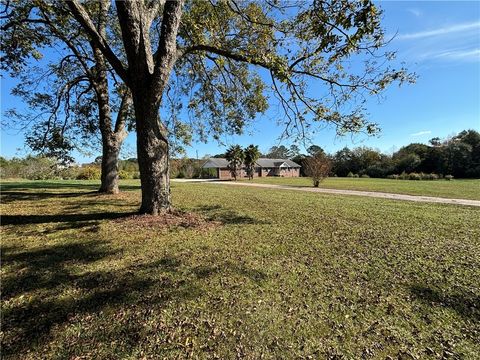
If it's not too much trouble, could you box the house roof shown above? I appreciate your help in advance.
[202,158,301,168]
[256,158,301,168]
[202,158,230,168]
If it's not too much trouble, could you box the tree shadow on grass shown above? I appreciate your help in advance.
[193,204,270,225]
[0,243,198,357]
[1,241,269,357]
[0,212,137,226]
[410,284,480,322]
[0,190,100,203]
[0,181,141,192]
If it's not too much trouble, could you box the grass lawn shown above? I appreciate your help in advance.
[247,176,480,200]
[1,180,479,359]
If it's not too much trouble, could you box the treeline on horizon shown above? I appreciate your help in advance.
[1,129,479,180]
[213,129,480,179]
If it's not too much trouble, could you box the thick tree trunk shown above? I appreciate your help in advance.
[134,96,171,215]
[99,137,121,194]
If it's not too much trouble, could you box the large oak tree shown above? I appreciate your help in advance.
[4,0,414,214]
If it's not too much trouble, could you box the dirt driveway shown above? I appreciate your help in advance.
[172,179,480,207]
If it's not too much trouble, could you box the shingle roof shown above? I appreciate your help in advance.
[256,158,301,168]
[202,158,301,168]
[202,158,230,168]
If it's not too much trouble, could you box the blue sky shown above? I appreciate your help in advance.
[1,1,479,162]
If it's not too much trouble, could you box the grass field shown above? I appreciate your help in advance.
[1,180,479,359]
[247,176,480,200]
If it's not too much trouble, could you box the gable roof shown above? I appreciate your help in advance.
[256,158,301,168]
[202,158,301,168]
[202,158,230,168]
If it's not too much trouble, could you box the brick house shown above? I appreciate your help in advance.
[202,158,301,180]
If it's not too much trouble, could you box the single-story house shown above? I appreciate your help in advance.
[202,158,301,180]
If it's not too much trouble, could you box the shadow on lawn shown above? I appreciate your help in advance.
[0,190,99,203]
[410,284,480,322]
[0,212,137,226]
[0,242,193,356]
[194,204,270,225]
[1,241,268,356]
[0,181,141,192]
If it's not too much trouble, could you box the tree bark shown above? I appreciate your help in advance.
[99,135,121,194]
[134,95,171,215]
[67,0,184,214]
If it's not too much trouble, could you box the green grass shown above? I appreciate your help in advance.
[1,180,479,359]
[247,176,480,200]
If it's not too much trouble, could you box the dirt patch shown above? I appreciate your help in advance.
[112,209,221,231]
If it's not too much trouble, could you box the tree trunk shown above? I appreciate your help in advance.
[99,137,121,194]
[134,96,171,215]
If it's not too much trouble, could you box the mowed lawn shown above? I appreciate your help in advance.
[247,176,480,200]
[1,180,479,359]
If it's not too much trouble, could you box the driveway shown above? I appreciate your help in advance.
[173,179,480,207]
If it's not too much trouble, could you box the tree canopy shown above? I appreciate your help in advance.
[2,0,415,214]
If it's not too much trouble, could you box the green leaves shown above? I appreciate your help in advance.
[225,144,245,180]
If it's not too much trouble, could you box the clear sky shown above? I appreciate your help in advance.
[1,1,479,162]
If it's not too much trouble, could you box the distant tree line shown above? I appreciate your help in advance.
[290,129,479,179]
[2,129,478,180]
[212,130,480,179]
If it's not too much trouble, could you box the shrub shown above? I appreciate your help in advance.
[399,171,409,180]
[200,168,217,178]
[445,175,454,181]
[353,173,359,178]
[176,171,185,178]
[304,153,332,187]
[76,166,101,180]
[119,170,133,180]
[57,165,81,180]
[387,174,399,180]
[409,172,421,180]
[347,171,354,178]
[132,172,141,179]
[422,173,439,180]
[360,174,370,178]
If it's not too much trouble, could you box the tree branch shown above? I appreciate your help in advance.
[65,0,128,83]
[151,0,184,105]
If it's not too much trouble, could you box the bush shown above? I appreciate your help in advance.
[76,166,101,180]
[176,171,185,178]
[360,174,370,178]
[387,174,399,180]
[422,173,439,180]
[200,168,217,178]
[118,170,133,180]
[132,172,141,179]
[353,173,359,178]
[445,175,454,181]
[57,165,81,180]
[347,171,354,178]
[399,171,409,180]
[409,172,421,180]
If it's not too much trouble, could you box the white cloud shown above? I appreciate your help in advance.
[410,130,432,137]
[397,21,480,40]
[432,48,480,60]
[394,21,480,63]
[407,8,422,18]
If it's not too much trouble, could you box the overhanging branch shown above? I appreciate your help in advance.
[65,0,128,83]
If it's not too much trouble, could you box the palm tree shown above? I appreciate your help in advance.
[244,145,260,180]
[225,145,245,180]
